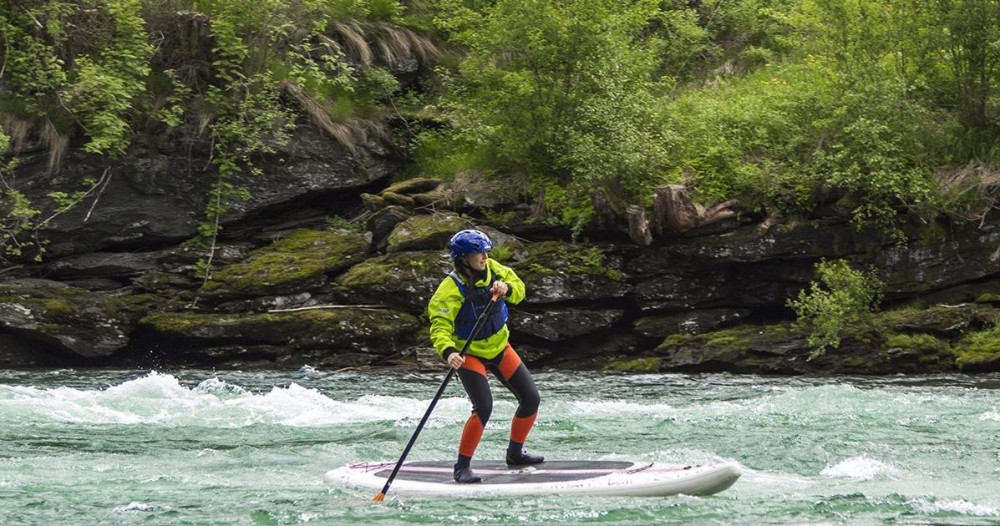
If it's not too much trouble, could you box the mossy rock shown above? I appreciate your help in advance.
[104,293,169,323]
[883,332,949,353]
[133,270,201,293]
[140,308,419,354]
[368,205,413,250]
[876,303,1000,337]
[201,229,369,299]
[652,312,977,374]
[654,323,816,374]
[974,293,1000,305]
[333,250,453,311]
[603,357,663,372]
[361,193,387,210]
[382,191,416,207]
[953,328,1000,372]
[511,241,623,279]
[0,279,131,358]
[509,241,631,304]
[383,177,442,195]
[633,308,752,338]
[875,332,954,373]
[412,190,449,207]
[385,213,471,253]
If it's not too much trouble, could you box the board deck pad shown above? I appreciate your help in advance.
[369,460,655,484]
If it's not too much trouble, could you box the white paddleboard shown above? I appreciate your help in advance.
[326,459,741,497]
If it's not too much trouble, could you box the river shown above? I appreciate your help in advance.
[1,368,998,525]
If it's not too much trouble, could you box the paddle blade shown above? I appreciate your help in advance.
[372,492,385,502]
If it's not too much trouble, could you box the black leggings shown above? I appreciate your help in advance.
[455,344,539,457]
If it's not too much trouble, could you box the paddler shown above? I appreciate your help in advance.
[427,229,544,483]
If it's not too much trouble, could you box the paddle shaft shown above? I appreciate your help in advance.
[373,291,500,501]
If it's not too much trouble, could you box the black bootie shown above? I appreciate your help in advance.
[453,465,482,484]
[506,450,545,467]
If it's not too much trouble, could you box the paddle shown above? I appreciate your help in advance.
[372,290,501,502]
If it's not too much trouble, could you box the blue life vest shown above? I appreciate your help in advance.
[448,271,508,340]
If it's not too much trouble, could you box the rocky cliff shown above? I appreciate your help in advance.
[3,124,1000,374]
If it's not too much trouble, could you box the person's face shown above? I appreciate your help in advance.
[463,251,488,272]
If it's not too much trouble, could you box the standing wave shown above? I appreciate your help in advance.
[0,371,459,428]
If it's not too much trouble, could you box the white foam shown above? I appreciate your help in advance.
[979,410,1000,422]
[909,497,1000,517]
[568,400,677,417]
[195,377,248,396]
[821,456,897,480]
[0,371,473,428]
[113,502,156,513]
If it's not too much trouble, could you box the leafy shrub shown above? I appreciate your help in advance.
[787,259,884,358]
[661,55,946,232]
[427,0,671,233]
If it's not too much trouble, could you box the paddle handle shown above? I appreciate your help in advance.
[373,291,500,502]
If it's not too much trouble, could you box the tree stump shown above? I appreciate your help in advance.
[627,205,653,246]
[652,185,738,236]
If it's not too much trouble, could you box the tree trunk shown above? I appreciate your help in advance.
[626,205,653,246]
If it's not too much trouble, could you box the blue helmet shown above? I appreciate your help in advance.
[449,229,493,260]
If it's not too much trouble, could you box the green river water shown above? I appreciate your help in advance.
[1,368,998,525]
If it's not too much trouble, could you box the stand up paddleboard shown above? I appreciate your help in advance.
[327,460,741,497]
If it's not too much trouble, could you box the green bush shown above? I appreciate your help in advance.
[661,55,946,230]
[427,0,671,233]
[787,259,884,358]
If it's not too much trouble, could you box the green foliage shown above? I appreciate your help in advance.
[423,0,1000,234]
[69,0,153,157]
[787,259,884,358]
[0,1,156,262]
[5,0,1000,268]
[149,70,193,128]
[410,124,495,180]
[1,0,413,266]
[0,2,71,118]
[194,24,296,278]
[427,0,672,232]
[0,0,153,158]
[0,131,42,262]
[780,0,1000,215]
[155,0,407,278]
[664,51,947,235]
[421,0,994,234]
[48,179,98,211]
[878,0,1000,160]
[569,246,624,281]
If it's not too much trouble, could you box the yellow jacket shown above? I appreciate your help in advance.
[427,258,525,360]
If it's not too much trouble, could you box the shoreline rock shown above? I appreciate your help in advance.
[3,130,1000,374]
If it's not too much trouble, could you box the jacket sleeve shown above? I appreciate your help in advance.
[427,277,463,357]
[489,259,525,305]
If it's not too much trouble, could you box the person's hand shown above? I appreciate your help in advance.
[447,352,465,369]
[490,280,509,297]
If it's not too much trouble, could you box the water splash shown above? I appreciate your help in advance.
[821,456,898,480]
